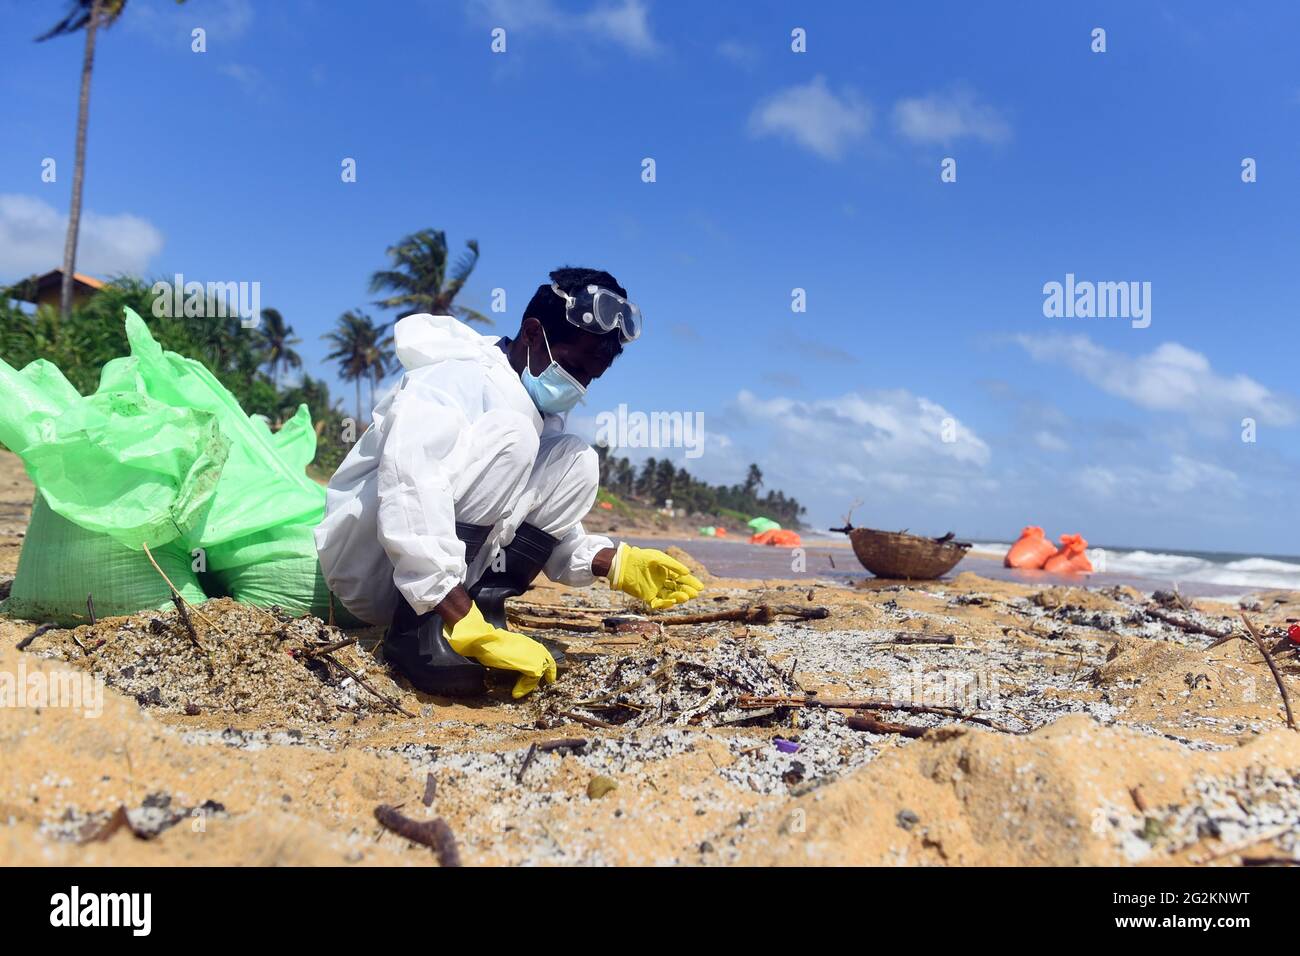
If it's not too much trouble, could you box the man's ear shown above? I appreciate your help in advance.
[520,316,543,345]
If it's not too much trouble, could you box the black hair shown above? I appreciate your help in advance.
[522,266,628,361]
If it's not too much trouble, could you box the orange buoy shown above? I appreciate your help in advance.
[1043,533,1093,574]
[1005,526,1058,569]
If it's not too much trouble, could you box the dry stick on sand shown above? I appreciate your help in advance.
[1147,605,1234,641]
[297,636,359,658]
[514,604,829,632]
[880,633,956,645]
[516,743,538,783]
[511,615,603,633]
[140,542,209,654]
[16,623,56,651]
[845,714,927,738]
[512,603,608,619]
[658,604,830,626]
[737,694,1020,735]
[318,651,415,718]
[515,736,588,783]
[1241,613,1296,730]
[1190,823,1295,865]
[556,709,618,730]
[373,804,461,867]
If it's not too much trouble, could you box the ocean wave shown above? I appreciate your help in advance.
[964,542,1300,591]
[1100,550,1300,591]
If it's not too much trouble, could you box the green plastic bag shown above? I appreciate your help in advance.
[747,516,781,534]
[0,309,324,550]
[94,309,327,549]
[0,356,229,549]
[2,496,205,626]
[204,521,361,626]
[0,307,346,625]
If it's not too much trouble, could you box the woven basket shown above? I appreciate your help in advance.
[847,527,969,580]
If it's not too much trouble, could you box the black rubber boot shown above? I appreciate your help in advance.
[383,522,491,697]
[469,522,566,664]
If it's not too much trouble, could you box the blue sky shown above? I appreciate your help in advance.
[2,0,1298,553]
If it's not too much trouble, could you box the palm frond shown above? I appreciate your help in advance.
[453,305,493,326]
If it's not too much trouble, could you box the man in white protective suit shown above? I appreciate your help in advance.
[315,267,704,699]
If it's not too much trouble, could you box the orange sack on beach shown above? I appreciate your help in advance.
[750,529,802,548]
[1043,533,1093,574]
[1005,526,1058,569]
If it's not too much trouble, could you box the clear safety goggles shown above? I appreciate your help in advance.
[551,284,643,343]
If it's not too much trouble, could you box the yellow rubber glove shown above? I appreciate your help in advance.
[610,543,705,610]
[445,603,557,699]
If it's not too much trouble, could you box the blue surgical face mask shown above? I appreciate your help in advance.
[521,327,586,414]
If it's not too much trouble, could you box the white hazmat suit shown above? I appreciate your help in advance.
[314,314,612,626]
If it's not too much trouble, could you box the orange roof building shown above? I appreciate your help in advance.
[9,268,105,311]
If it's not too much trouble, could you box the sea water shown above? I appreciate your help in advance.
[624,534,1300,599]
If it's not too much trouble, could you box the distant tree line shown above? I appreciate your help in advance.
[595,451,806,528]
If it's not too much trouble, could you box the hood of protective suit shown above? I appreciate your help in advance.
[393,313,502,370]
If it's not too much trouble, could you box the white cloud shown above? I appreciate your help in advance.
[1076,455,1241,507]
[0,194,164,281]
[469,0,658,55]
[893,86,1010,146]
[748,76,872,161]
[717,38,758,68]
[1033,430,1069,453]
[583,0,656,53]
[738,385,987,468]
[219,62,266,96]
[1014,333,1296,427]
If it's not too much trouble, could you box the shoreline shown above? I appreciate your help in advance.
[618,533,1296,604]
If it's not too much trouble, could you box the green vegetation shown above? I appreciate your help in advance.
[596,450,806,529]
[0,277,354,472]
[594,487,637,519]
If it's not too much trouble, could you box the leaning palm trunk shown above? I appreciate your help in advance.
[60,0,103,320]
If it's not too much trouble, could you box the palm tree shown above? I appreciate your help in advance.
[258,308,302,387]
[364,328,392,415]
[37,0,135,319]
[323,310,389,424]
[653,459,677,505]
[369,229,490,324]
[637,458,657,498]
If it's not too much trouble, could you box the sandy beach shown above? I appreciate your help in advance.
[2,450,1299,867]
